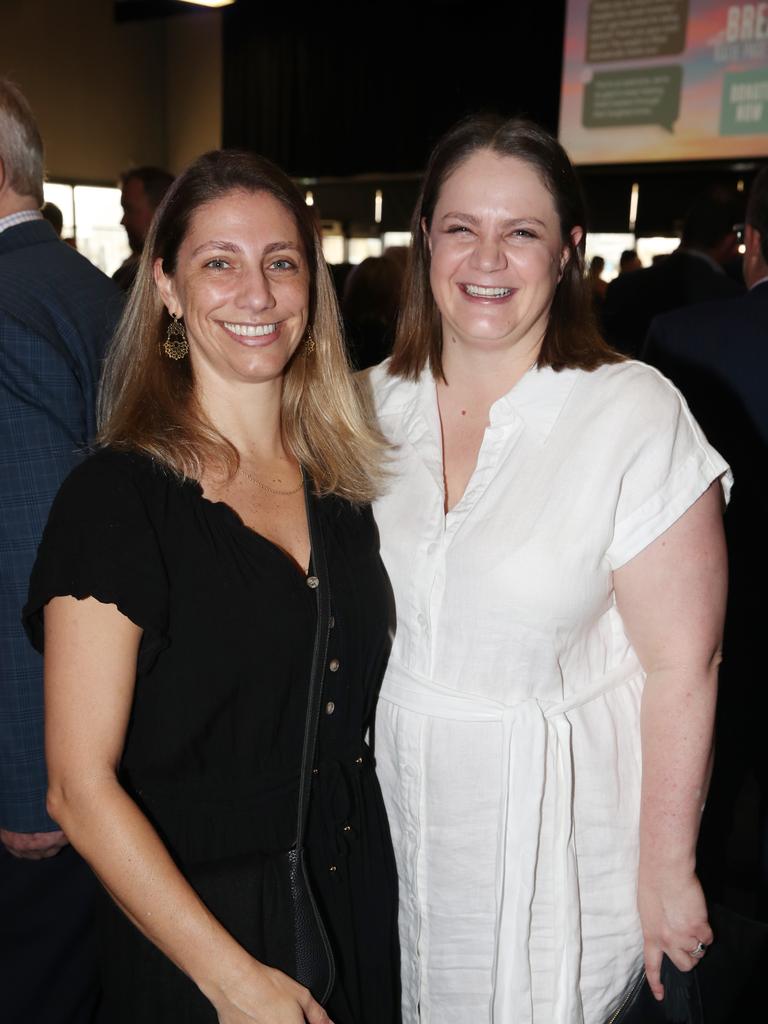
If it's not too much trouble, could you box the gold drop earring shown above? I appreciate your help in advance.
[163,313,189,360]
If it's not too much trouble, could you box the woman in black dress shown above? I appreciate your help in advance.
[24,151,400,1024]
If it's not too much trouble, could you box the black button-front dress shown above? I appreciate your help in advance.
[24,449,401,1024]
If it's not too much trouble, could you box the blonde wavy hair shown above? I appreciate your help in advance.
[98,150,387,503]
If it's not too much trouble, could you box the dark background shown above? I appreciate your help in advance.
[219,3,759,233]
[116,1,762,234]
[220,3,568,177]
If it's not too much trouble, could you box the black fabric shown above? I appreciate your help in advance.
[23,449,400,1024]
[220,7,565,176]
[643,284,768,917]
[0,843,100,1024]
[611,905,768,1022]
[602,251,743,358]
[611,961,703,1024]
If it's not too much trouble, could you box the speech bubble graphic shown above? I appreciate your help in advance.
[720,69,768,135]
[582,66,683,132]
[587,0,688,63]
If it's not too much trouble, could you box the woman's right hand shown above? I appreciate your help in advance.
[211,962,333,1024]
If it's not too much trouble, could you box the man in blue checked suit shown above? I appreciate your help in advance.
[0,79,122,1022]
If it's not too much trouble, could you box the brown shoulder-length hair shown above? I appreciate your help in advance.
[98,149,387,502]
[389,115,622,380]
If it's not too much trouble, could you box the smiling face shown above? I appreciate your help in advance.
[154,189,310,391]
[427,149,579,362]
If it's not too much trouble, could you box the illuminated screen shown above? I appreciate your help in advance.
[559,1,768,164]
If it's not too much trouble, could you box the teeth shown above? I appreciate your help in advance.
[464,284,512,298]
[224,322,277,337]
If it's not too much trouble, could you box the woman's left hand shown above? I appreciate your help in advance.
[637,869,713,1001]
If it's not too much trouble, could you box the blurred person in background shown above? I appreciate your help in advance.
[113,165,174,292]
[588,253,607,298]
[588,253,607,328]
[603,189,743,357]
[41,199,63,237]
[342,254,403,369]
[619,248,642,274]
[382,245,409,275]
[0,76,121,1024]
[644,167,768,923]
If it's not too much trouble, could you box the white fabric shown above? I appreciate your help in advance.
[368,359,731,1024]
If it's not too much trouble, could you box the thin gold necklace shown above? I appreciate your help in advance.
[238,466,304,496]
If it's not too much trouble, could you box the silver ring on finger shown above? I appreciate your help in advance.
[688,941,707,959]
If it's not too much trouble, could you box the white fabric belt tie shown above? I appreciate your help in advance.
[380,658,645,1024]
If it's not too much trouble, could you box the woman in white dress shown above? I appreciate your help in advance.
[364,117,729,1023]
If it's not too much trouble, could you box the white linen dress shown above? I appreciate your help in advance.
[367,358,730,1024]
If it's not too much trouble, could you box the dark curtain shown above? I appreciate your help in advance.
[222,6,566,176]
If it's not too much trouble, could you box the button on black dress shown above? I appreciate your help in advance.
[24,449,401,1024]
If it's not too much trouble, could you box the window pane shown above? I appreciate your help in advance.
[73,185,131,276]
[322,235,345,265]
[42,183,75,237]
[585,232,637,281]
[382,231,412,250]
[347,237,383,265]
[636,236,680,267]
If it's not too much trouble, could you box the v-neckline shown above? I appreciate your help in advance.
[186,478,313,579]
[418,376,525,525]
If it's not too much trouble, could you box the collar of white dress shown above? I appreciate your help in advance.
[375,359,581,447]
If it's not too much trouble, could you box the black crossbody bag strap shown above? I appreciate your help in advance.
[286,473,335,1004]
[296,471,332,847]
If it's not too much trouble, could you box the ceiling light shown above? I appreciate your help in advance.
[628,182,640,233]
[177,1,236,9]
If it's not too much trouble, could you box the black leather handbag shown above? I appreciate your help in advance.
[607,904,768,1023]
[607,959,702,1024]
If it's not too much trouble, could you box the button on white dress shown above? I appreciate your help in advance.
[368,359,731,1024]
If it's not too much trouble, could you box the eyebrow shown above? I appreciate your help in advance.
[191,240,241,256]
[263,240,301,256]
[439,212,548,228]
[190,240,301,257]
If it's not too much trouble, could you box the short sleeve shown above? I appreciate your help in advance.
[22,450,169,674]
[605,365,732,570]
